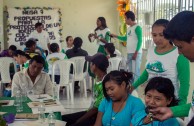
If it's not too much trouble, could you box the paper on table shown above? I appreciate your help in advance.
[28,94,53,102]
[23,120,66,126]
[27,101,59,108]
[31,100,65,114]
[8,120,66,126]
[0,100,14,106]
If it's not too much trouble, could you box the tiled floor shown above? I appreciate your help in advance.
[59,90,92,115]
[59,85,146,116]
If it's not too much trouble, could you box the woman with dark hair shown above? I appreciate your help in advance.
[13,50,31,69]
[94,70,144,126]
[66,37,88,58]
[131,77,179,126]
[61,36,74,53]
[88,17,111,55]
[132,19,190,106]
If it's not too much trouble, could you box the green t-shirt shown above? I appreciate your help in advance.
[93,81,104,108]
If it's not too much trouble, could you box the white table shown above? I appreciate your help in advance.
[8,119,66,126]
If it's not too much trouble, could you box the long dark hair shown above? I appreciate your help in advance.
[95,17,108,31]
[102,70,133,101]
[145,77,179,107]
[73,37,83,53]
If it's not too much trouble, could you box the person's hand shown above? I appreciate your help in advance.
[149,107,173,121]
[109,33,117,38]
[132,51,138,60]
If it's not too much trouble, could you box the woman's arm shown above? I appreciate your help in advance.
[74,107,98,125]
[94,112,103,126]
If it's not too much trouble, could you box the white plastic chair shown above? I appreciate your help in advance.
[107,57,122,73]
[0,57,17,96]
[69,56,88,97]
[52,59,75,103]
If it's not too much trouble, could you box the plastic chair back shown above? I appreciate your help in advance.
[0,57,17,83]
[52,60,74,85]
[107,57,122,73]
[69,56,87,81]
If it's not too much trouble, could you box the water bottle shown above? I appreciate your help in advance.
[47,111,56,126]
[21,85,27,102]
[38,99,46,123]
[53,83,58,100]
[15,90,23,112]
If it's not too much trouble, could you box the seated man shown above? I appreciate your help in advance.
[12,55,52,96]
[62,53,109,126]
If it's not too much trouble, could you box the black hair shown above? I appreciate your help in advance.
[152,19,169,29]
[73,37,82,53]
[29,55,45,65]
[13,50,31,59]
[152,19,173,45]
[66,36,73,42]
[95,17,108,31]
[25,40,36,48]
[125,11,135,21]
[164,11,194,43]
[50,43,59,53]
[102,70,133,100]
[9,45,17,51]
[35,22,43,28]
[104,43,116,57]
[145,77,179,107]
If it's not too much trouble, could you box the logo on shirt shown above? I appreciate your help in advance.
[146,61,166,73]
[48,57,60,64]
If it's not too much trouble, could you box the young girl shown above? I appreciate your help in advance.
[131,77,180,126]
[94,70,144,126]
[88,17,111,55]
[61,36,74,53]
[132,19,190,105]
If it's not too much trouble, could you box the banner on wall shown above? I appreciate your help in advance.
[6,7,63,50]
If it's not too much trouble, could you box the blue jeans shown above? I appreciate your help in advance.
[127,53,142,81]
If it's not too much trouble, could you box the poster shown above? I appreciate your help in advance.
[6,7,62,50]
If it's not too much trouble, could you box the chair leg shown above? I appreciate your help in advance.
[69,83,74,103]
[83,79,87,97]
[66,86,70,100]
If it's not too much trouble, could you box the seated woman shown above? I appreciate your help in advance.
[104,43,121,58]
[131,77,180,126]
[94,70,144,126]
[13,50,31,69]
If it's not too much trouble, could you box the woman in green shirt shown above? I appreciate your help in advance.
[149,11,194,125]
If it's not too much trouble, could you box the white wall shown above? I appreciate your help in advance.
[3,0,119,55]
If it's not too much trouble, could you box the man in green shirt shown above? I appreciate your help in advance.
[150,11,194,125]
[62,53,109,126]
